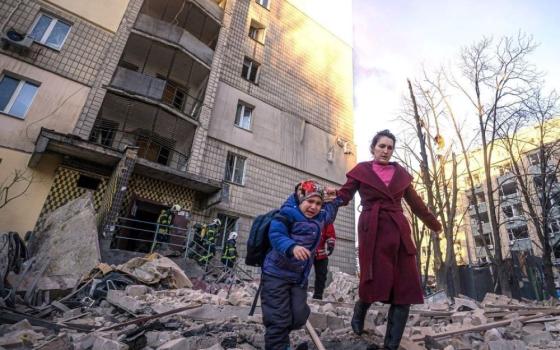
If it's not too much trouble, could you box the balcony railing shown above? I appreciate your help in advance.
[90,127,190,172]
[111,67,203,121]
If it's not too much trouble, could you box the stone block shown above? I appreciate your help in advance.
[487,340,527,350]
[125,284,150,297]
[522,331,553,346]
[92,336,128,350]
[157,338,189,350]
[106,289,145,314]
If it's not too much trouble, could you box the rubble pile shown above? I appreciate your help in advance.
[322,271,359,303]
[2,198,560,349]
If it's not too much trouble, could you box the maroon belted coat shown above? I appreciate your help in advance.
[337,161,442,304]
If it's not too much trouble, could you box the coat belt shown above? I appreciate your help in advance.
[359,201,416,282]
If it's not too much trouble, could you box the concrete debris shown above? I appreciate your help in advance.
[322,271,359,303]
[25,193,101,292]
[116,253,192,288]
[3,223,560,349]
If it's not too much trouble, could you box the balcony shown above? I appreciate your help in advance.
[468,202,488,215]
[136,0,223,63]
[134,13,214,66]
[472,222,492,235]
[504,215,528,229]
[111,33,210,120]
[510,238,532,252]
[89,93,196,173]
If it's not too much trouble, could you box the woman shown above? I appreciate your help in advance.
[335,130,442,350]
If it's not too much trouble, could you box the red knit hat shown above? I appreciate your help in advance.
[296,180,324,202]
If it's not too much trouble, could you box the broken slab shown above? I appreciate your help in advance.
[92,335,128,350]
[106,289,146,314]
[26,193,100,289]
[116,253,192,288]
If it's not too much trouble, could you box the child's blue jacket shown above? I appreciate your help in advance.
[262,194,341,285]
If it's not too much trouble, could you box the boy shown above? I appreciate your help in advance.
[261,180,341,350]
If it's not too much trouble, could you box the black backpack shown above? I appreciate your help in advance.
[245,209,292,267]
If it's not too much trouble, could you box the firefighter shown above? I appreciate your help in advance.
[221,231,238,268]
[198,218,221,266]
[156,208,173,250]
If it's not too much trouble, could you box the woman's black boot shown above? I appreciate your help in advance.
[351,300,371,335]
[384,304,410,350]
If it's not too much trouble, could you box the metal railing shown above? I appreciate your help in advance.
[110,217,230,276]
[89,127,190,172]
[162,80,203,120]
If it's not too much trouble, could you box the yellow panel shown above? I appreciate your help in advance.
[44,0,129,32]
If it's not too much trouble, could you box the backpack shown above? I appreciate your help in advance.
[245,209,292,267]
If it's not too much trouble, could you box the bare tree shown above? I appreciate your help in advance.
[497,88,560,298]
[445,33,541,296]
[0,169,33,210]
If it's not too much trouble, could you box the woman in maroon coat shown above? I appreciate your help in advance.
[335,130,442,350]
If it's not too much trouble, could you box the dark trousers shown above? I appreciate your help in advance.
[261,273,310,350]
[313,258,328,299]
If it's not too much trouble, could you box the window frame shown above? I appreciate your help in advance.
[256,0,270,9]
[248,19,266,44]
[0,73,40,119]
[242,57,260,83]
[224,152,247,185]
[234,101,254,130]
[28,12,72,50]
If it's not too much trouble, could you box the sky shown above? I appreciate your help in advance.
[352,0,560,162]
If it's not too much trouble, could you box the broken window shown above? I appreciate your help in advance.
[162,80,187,111]
[242,57,260,83]
[28,12,71,50]
[235,101,253,130]
[500,182,518,197]
[528,153,541,166]
[474,234,493,247]
[507,225,529,240]
[225,152,246,185]
[0,74,39,119]
[248,19,266,43]
[90,118,118,147]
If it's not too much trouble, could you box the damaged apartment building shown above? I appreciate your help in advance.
[0,0,356,273]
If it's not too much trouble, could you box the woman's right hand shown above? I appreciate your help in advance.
[292,245,311,260]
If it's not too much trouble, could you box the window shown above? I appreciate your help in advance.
[500,182,518,197]
[90,118,118,147]
[497,163,511,177]
[547,218,560,236]
[235,102,253,130]
[256,0,270,9]
[162,81,187,112]
[248,19,266,43]
[0,74,39,118]
[225,152,246,185]
[29,12,71,50]
[528,153,541,166]
[507,225,529,240]
[242,57,260,83]
[475,234,493,247]
[216,213,239,248]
